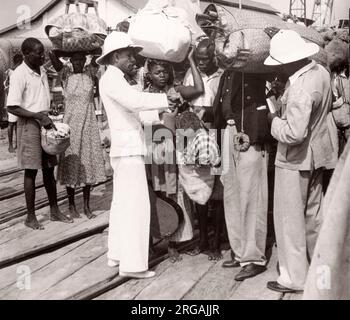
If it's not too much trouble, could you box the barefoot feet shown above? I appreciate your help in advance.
[84,207,96,219]
[69,205,81,219]
[50,207,73,223]
[24,215,44,230]
[168,246,182,263]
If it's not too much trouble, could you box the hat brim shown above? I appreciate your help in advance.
[96,45,143,65]
[264,43,320,66]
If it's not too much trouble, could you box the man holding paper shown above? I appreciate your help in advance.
[264,30,336,293]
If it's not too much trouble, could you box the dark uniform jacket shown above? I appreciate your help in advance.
[213,71,274,145]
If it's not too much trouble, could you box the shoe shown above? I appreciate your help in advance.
[234,264,267,281]
[107,259,119,267]
[222,259,240,268]
[119,270,156,279]
[267,281,303,293]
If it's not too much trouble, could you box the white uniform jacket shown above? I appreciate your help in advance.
[99,65,168,157]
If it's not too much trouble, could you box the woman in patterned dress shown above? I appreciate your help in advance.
[49,51,106,219]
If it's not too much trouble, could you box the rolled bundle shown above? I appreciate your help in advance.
[199,4,325,73]
[45,13,107,53]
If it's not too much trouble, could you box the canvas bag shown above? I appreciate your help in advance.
[128,0,192,63]
[332,76,350,129]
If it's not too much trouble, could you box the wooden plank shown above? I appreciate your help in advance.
[182,250,242,300]
[133,253,215,300]
[94,259,173,300]
[0,210,109,268]
[38,248,119,300]
[0,181,112,245]
[0,236,93,292]
[0,171,44,201]
[283,293,303,300]
[228,245,283,300]
[0,234,107,300]
[78,238,199,300]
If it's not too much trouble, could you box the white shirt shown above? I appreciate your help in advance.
[183,68,223,107]
[6,62,50,113]
[99,65,169,157]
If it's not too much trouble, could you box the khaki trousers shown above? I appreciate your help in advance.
[222,127,269,266]
[108,156,150,273]
[274,167,324,290]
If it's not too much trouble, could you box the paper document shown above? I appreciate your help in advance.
[266,97,277,114]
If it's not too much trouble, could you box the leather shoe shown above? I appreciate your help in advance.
[234,263,266,281]
[267,281,303,293]
[222,259,240,268]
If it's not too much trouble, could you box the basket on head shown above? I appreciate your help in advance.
[41,125,70,155]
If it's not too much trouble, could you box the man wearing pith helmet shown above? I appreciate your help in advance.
[97,31,169,279]
[264,29,337,293]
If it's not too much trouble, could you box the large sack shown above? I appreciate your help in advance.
[178,165,215,205]
[128,0,192,63]
[45,13,107,52]
[200,4,325,73]
[325,38,349,71]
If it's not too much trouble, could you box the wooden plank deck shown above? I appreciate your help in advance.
[0,182,112,267]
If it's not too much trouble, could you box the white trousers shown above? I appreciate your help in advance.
[274,167,324,290]
[108,156,150,273]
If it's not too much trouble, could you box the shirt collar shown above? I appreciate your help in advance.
[23,61,46,77]
[288,60,316,86]
[200,68,223,81]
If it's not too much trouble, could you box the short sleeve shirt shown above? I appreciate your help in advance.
[6,62,51,113]
[183,68,223,107]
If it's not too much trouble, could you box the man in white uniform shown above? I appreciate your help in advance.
[97,32,169,279]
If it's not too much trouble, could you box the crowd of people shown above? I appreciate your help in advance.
[4,21,349,293]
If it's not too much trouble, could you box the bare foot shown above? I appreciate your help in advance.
[25,215,44,230]
[168,246,182,263]
[50,207,73,223]
[8,146,15,153]
[208,249,223,261]
[84,207,96,219]
[185,241,209,256]
[69,205,81,219]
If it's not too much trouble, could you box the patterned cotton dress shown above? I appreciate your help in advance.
[57,64,106,187]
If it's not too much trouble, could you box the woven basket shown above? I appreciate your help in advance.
[45,13,107,53]
[41,130,70,156]
[202,4,325,73]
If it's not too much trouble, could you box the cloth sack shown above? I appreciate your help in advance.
[178,165,215,205]
[128,1,192,63]
[45,13,107,52]
[332,77,350,129]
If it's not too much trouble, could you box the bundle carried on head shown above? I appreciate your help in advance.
[197,4,326,73]
[45,13,107,53]
[128,0,193,63]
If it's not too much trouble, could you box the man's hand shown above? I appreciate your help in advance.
[188,46,195,62]
[38,113,56,130]
[267,112,278,124]
[264,27,281,39]
[235,48,251,62]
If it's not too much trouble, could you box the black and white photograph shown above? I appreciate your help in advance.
[0,0,349,306]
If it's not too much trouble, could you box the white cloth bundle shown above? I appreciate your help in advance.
[128,0,192,63]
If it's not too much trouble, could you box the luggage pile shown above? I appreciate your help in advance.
[196,3,326,73]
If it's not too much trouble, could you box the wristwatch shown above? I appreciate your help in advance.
[227,119,235,126]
